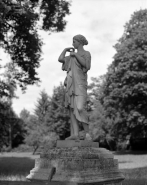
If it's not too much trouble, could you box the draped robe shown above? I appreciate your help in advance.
[62,51,91,124]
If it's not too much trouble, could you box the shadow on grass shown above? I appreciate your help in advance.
[122,166,147,185]
[0,157,35,177]
[119,161,133,164]
[123,179,147,185]
[114,150,147,155]
[122,166,147,179]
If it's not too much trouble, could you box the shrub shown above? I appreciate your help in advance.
[11,144,32,152]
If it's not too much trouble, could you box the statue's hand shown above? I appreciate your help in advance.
[65,47,75,52]
[70,51,76,57]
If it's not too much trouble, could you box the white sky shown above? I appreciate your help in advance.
[1,0,147,115]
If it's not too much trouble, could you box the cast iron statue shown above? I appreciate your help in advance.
[58,34,91,140]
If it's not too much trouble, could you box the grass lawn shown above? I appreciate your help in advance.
[121,167,147,185]
[0,152,38,181]
[0,152,147,184]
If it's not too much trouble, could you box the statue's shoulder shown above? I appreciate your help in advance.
[83,50,91,60]
[83,50,90,56]
[85,50,91,54]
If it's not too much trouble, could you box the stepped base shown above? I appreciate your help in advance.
[27,140,125,184]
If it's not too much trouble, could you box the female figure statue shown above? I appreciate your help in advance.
[58,34,91,140]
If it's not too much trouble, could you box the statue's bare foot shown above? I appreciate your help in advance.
[65,135,79,140]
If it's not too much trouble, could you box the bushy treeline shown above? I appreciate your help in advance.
[0,0,70,96]
[1,9,147,152]
[89,9,147,150]
[21,84,71,154]
[0,84,70,153]
[0,0,71,153]
[0,100,26,151]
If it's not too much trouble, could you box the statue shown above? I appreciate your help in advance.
[27,35,125,185]
[58,34,91,140]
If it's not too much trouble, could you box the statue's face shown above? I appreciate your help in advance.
[72,39,80,49]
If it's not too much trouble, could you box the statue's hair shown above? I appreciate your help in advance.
[73,34,88,46]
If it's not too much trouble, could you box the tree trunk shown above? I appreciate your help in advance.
[8,122,12,151]
[33,145,39,155]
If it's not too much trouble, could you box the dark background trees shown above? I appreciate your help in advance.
[2,5,147,152]
[21,85,69,154]
[24,90,51,154]
[96,9,147,149]
[0,101,25,151]
[0,0,70,96]
[0,0,71,151]
[46,83,70,140]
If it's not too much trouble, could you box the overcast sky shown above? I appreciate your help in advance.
[1,0,147,115]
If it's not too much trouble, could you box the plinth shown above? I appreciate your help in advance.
[26,140,125,184]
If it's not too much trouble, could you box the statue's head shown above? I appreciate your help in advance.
[73,34,88,48]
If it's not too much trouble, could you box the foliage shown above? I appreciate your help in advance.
[19,108,30,125]
[0,0,71,96]
[34,90,51,125]
[20,109,39,153]
[41,132,59,152]
[21,85,70,153]
[25,127,43,154]
[46,83,70,139]
[25,129,59,154]
[0,62,18,98]
[12,144,32,152]
[23,90,60,154]
[0,0,71,150]
[89,101,107,141]
[88,77,116,150]
[19,108,39,146]
[0,100,25,150]
[88,76,106,102]
[98,9,147,140]
[0,62,25,150]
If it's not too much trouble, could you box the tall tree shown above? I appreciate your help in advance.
[100,9,147,140]
[34,90,51,125]
[0,101,25,150]
[0,62,17,98]
[20,108,30,122]
[46,83,70,139]
[19,108,32,132]
[88,77,116,150]
[0,0,71,96]
[24,90,52,154]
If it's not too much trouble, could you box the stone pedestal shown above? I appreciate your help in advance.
[26,140,125,184]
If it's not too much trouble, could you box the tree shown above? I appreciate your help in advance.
[0,61,26,150]
[0,100,10,148]
[0,0,71,96]
[0,0,71,150]
[19,108,32,133]
[25,125,44,154]
[99,9,147,140]
[34,90,51,125]
[23,90,51,153]
[23,85,70,153]
[0,62,17,98]
[0,101,25,150]
[46,83,70,139]
[20,108,30,122]
[88,77,116,150]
